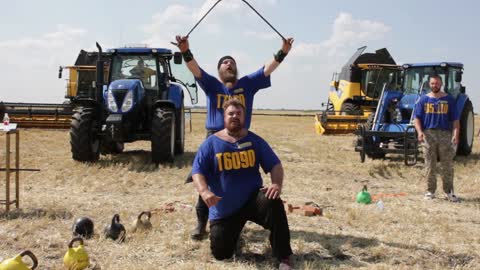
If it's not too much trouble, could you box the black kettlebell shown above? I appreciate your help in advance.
[104,214,126,242]
[72,217,94,239]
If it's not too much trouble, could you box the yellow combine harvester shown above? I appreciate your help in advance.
[1,51,106,128]
[315,46,402,135]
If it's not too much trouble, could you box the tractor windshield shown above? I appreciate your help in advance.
[110,55,159,90]
[362,68,402,98]
[402,66,461,96]
[170,60,198,105]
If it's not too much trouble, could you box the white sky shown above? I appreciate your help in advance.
[0,0,478,110]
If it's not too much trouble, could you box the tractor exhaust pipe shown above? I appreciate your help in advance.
[95,42,104,103]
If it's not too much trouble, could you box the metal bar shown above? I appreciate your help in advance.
[187,0,223,37]
[241,0,286,40]
[15,131,19,208]
[372,83,387,131]
[5,132,10,213]
[0,168,40,172]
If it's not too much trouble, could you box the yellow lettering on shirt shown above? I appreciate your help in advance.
[424,102,449,114]
[216,94,246,109]
[215,153,223,171]
[216,149,256,171]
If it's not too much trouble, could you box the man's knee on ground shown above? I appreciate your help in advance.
[211,247,234,260]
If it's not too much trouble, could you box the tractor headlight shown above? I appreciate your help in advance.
[107,90,118,112]
[121,91,134,112]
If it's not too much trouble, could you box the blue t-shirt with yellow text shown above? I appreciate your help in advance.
[195,67,271,131]
[192,132,280,220]
[414,94,459,130]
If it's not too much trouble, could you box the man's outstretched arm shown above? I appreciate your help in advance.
[175,35,202,79]
[264,37,294,77]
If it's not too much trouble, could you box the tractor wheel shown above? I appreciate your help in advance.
[341,102,362,115]
[100,140,124,155]
[70,107,100,162]
[457,100,474,156]
[175,99,185,155]
[151,107,175,163]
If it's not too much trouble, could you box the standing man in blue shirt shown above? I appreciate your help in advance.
[192,98,293,269]
[175,34,294,240]
[414,75,460,202]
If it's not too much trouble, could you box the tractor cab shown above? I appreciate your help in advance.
[105,48,197,116]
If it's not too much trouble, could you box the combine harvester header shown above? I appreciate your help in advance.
[315,46,402,135]
[1,50,106,129]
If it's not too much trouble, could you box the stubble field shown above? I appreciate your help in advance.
[1,112,479,269]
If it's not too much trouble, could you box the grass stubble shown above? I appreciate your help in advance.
[0,113,479,269]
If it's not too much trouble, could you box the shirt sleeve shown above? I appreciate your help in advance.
[247,67,271,94]
[195,67,222,95]
[256,136,280,174]
[413,96,425,120]
[192,140,213,176]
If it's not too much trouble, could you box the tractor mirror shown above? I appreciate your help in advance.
[173,52,183,64]
[460,86,466,94]
[455,72,462,82]
[58,66,63,79]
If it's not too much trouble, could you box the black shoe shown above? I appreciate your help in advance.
[190,223,207,241]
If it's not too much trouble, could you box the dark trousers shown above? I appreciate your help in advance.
[188,129,219,224]
[209,191,293,260]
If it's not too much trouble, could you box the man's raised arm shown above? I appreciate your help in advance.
[175,35,202,79]
[263,37,294,77]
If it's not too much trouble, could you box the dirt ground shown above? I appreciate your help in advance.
[0,113,479,269]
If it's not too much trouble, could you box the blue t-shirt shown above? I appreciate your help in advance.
[195,67,271,131]
[192,131,280,220]
[414,94,459,130]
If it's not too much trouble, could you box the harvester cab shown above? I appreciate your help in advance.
[70,44,198,163]
[355,62,474,165]
[315,46,402,135]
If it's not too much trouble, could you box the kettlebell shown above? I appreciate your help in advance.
[72,217,94,239]
[104,214,126,242]
[0,250,38,270]
[131,211,152,233]
[63,237,90,270]
[356,185,372,204]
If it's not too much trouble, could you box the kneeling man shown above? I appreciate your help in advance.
[192,98,293,269]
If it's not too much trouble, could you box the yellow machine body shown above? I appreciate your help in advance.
[317,60,402,135]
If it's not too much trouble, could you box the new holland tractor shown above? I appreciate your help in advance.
[355,62,474,165]
[70,43,198,163]
[315,46,402,135]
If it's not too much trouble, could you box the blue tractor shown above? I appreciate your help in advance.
[70,43,198,163]
[355,62,474,165]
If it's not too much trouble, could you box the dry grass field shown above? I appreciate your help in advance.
[1,113,480,269]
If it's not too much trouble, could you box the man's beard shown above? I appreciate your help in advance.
[219,69,237,83]
[226,119,243,133]
[431,86,441,93]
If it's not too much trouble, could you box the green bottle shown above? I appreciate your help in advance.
[356,185,372,204]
